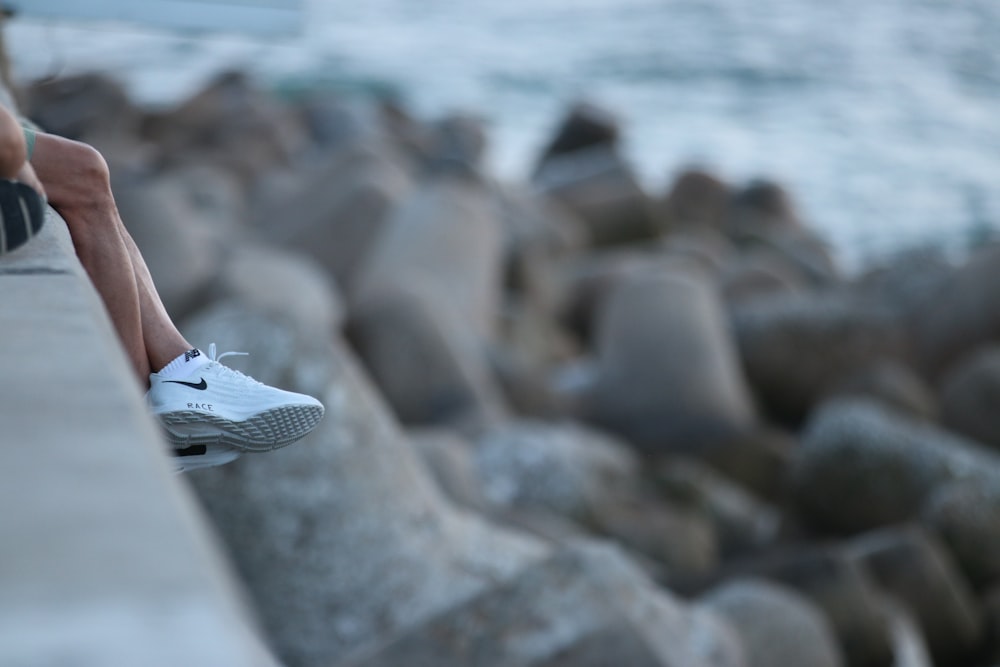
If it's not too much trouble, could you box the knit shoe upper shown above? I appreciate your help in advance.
[148,345,324,452]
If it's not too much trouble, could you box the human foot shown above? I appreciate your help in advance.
[148,345,325,460]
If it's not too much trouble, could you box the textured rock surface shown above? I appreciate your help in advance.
[850,248,953,324]
[672,546,893,667]
[346,542,746,667]
[590,494,719,576]
[726,179,802,233]
[983,588,1000,665]
[661,228,737,276]
[878,596,933,667]
[922,480,1000,588]
[845,526,983,666]
[25,72,141,141]
[144,70,305,184]
[251,143,414,291]
[534,102,621,167]
[702,578,844,667]
[355,176,505,340]
[911,244,1000,378]
[408,428,491,512]
[791,399,1000,533]
[588,266,757,452]
[767,552,892,667]
[349,285,505,427]
[554,248,666,344]
[661,168,731,232]
[940,346,1000,449]
[828,360,937,422]
[424,112,489,171]
[29,71,1000,667]
[184,305,546,667]
[733,291,904,423]
[735,227,839,286]
[701,427,795,505]
[210,243,343,336]
[472,420,638,520]
[494,183,584,268]
[654,458,780,558]
[534,144,658,246]
[722,250,803,303]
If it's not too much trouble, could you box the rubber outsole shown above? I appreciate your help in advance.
[159,404,324,453]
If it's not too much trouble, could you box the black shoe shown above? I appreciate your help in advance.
[0,179,45,255]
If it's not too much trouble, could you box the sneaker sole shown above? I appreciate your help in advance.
[159,404,324,452]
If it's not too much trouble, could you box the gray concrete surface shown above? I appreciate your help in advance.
[0,211,280,666]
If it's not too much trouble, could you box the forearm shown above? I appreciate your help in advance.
[0,103,26,179]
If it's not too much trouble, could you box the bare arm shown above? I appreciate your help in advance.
[0,103,45,197]
[0,103,25,178]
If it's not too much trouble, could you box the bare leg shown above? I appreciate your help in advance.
[28,133,190,382]
[120,228,192,372]
[0,104,26,178]
[26,130,324,470]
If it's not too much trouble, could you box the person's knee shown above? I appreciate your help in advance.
[68,140,111,193]
[49,139,114,212]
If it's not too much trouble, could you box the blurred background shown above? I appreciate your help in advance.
[7,0,1000,269]
[5,2,1000,666]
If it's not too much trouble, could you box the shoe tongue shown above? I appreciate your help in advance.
[157,348,210,380]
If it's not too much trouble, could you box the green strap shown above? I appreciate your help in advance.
[22,127,35,162]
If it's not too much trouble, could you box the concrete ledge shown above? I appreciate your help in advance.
[0,211,279,666]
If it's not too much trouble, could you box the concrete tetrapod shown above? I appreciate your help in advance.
[845,525,984,666]
[701,578,845,667]
[183,305,546,667]
[349,285,505,428]
[250,143,414,291]
[588,265,757,452]
[354,175,506,341]
[345,541,746,667]
[792,398,1000,533]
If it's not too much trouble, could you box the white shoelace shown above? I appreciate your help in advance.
[208,342,249,364]
[206,343,262,387]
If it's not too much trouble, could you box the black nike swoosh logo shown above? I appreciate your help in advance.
[164,378,208,390]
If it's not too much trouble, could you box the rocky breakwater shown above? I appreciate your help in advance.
[22,71,1000,667]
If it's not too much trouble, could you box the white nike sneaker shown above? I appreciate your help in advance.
[148,344,325,454]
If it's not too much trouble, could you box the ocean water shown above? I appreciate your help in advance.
[7,0,1000,269]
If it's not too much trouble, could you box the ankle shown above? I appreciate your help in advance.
[155,348,209,379]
